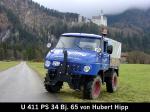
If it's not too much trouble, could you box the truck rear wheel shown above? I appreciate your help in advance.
[106,71,118,93]
[83,76,102,99]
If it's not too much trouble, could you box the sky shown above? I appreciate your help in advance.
[32,0,150,18]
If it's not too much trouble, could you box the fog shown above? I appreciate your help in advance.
[32,0,150,17]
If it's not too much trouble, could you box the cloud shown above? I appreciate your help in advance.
[32,0,150,17]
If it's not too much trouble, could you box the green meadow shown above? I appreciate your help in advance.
[0,61,19,71]
[28,62,150,102]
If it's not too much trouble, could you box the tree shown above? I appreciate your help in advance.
[0,47,4,60]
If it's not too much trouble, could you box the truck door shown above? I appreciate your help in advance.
[102,41,109,70]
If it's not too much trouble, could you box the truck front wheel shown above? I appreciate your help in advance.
[106,71,118,93]
[83,76,102,99]
[44,81,63,93]
[44,76,63,93]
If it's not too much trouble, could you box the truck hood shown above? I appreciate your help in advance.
[46,48,98,63]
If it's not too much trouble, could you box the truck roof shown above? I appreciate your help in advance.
[62,33,121,43]
[62,33,102,39]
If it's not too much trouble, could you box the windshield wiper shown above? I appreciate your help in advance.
[75,43,83,50]
[60,39,66,49]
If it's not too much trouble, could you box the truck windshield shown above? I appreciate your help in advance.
[56,36,101,51]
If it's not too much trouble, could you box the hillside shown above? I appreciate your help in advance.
[0,0,80,42]
[107,8,150,53]
[0,0,150,62]
[0,0,99,60]
[0,0,79,36]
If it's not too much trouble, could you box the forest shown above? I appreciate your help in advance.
[0,0,150,63]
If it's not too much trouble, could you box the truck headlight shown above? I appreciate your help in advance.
[45,60,51,67]
[52,61,60,66]
[83,65,91,72]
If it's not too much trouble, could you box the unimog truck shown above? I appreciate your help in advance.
[44,33,121,99]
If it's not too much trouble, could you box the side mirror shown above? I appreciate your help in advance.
[107,45,113,54]
[47,43,52,48]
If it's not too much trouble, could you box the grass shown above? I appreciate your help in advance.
[28,62,150,102]
[0,61,20,71]
[27,61,46,78]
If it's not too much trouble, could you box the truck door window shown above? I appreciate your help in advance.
[77,38,101,51]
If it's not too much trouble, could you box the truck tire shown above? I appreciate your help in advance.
[44,81,63,93]
[106,71,118,93]
[83,76,102,99]
[44,77,63,93]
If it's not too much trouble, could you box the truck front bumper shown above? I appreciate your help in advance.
[45,62,103,76]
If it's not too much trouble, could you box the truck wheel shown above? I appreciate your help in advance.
[44,77,63,93]
[106,71,118,93]
[44,81,63,93]
[83,76,102,99]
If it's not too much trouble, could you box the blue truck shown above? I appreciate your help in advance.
[44,33,121,99]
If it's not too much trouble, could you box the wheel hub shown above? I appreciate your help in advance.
[112,75,118,88]
[92,80,101,98]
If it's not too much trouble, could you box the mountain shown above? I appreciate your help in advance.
[0,0,80,42]
[0,0,150,61]
[108,8,150,30]
[107,8,150,53]
[0,0,99,60]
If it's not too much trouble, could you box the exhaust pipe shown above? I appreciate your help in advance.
[57,50,68,75]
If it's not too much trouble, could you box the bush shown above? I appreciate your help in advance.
[127,51,150,64]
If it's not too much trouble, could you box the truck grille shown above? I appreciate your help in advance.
[67,63,82,72]
[50,62,82,73]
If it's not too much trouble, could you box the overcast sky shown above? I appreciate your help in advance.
[32,0,150,18]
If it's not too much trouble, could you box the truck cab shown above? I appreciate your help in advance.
[44,33,121,99]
